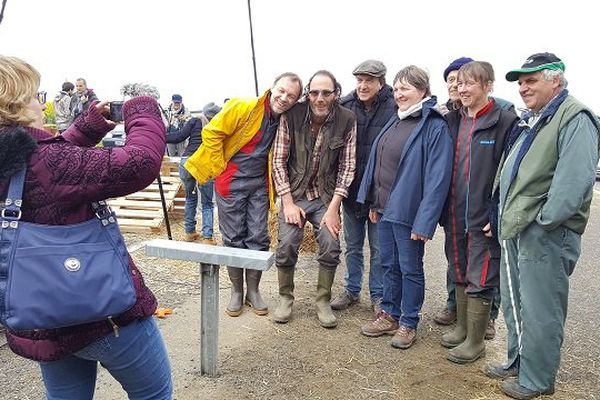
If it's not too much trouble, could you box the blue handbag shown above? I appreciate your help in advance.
[0,166,136,331]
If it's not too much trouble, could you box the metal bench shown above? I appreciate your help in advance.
[145,239,274,377]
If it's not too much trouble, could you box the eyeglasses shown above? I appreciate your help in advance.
[37,91,47,104]
[308,89,335,98]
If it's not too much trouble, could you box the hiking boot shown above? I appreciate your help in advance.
[485,319,496,340]
[361,311,399,337]
[501,377,555,400]
[391,325,417,349]
[184,232,200,242]
[330,290,359,310]
[201,237,217,245]
[434,307,457,325]
[481,362,518,380]
[371,297,383,316]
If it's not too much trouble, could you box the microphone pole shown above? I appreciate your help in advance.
[247,0,259,96]
[157,104,173,240]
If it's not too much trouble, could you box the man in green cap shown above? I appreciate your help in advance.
[482,52,600,399]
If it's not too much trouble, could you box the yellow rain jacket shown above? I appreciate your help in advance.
[185,90,276,207]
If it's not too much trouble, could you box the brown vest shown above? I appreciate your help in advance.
[284,102,355,206]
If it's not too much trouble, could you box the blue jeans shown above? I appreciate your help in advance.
[179,158,214,237]
[40,317,172,400]
[378,221,425,329]
[342,204,382,301]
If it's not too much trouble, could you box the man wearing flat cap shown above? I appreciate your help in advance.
[166,93,192,156]
[330,59,396,315]
[483,52,600,399]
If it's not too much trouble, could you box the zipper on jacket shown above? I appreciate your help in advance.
[108,317,120,337]
[464,116,477,232]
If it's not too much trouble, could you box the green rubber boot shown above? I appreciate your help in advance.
[441,284,468,348]
[315,267,337,329]
[447,297,492,364]
[273,267,295,323]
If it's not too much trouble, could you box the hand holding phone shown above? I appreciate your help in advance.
[109,101,124,122]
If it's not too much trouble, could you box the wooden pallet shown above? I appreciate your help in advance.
[108,157,185,233]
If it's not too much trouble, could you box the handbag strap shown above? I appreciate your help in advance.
[1,166,117,229]
[1,166,26,227]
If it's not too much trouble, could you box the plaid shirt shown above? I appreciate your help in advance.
[272,110,356,201]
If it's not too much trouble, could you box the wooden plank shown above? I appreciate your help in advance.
[118,218,162,228]
[117,224,161,234]
[112,208,163,219]
[124,192,178,201]
[108,199,164,209]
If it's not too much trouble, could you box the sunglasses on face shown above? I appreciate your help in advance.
[37,91,47,104]
[308,89,335,99]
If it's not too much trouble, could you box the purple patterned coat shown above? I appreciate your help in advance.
[0,97,166,361]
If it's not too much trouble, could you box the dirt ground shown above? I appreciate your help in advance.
[1,214,599,399]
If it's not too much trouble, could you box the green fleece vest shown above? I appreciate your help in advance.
[500,96,598,239]
[284,102,355,207]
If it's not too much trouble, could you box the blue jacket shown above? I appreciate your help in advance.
[165,117,204,158]
[357,97,453,238]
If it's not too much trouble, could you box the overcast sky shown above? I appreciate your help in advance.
[1,0,598,113]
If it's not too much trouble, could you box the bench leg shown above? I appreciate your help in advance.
[200,263,220,377]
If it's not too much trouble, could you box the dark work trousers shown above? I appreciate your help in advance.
[275,197,341,270]
[215,175,270,251]
[444,227,500,301]
[500,222,579,393]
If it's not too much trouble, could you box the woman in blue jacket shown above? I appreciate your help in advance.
[358,65,453,349]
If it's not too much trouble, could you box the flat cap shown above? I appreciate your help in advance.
[352,59,387,78]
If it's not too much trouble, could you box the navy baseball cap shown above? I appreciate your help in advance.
[171,94,183,103]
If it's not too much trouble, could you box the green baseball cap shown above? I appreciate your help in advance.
[506,52,565,82]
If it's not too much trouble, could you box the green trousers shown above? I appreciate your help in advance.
[500,222,580,392]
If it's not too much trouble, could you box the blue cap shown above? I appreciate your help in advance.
[171,94,182,103]
[443,57,474,81]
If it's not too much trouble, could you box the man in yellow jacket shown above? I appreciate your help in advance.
[185,72,302,317]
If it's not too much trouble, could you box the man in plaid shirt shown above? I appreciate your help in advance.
[272,70,357,329]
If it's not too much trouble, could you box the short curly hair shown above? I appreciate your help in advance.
[0,55,41,127]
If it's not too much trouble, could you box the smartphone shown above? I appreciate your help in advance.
[109,101,124,123]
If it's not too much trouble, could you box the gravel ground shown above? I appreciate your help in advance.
[1,207,599,399]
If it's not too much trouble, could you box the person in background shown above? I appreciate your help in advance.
[0,55,171,399]
[330,59,396,315]
[70,77,98,120]
[166,94,191,156]
[272,70,356,328]
[185,72,303,318]
[440,61,518,364]
[483,52,599,400]
[433,56,511,341]
[54,81,74,133]
[166,102,222,243]
[358,65,452,349]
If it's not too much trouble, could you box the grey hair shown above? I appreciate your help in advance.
[542,69,568,89]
